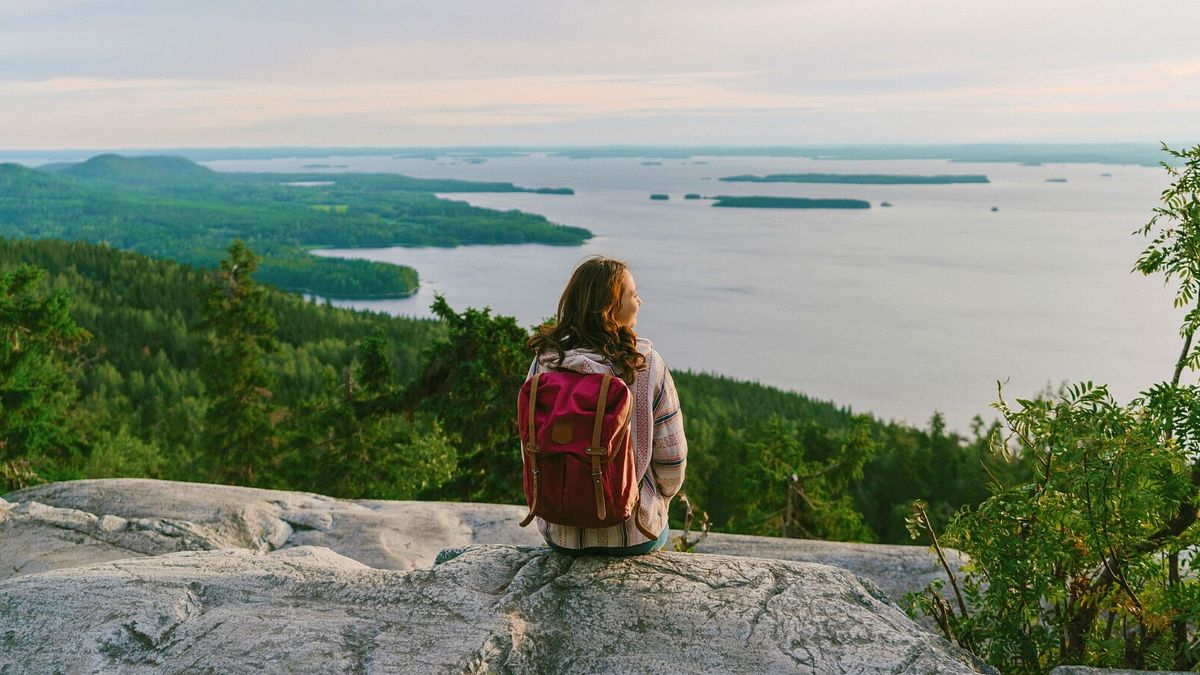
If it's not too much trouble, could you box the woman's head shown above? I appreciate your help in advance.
[528,255,646,379]
[557,256,640,331]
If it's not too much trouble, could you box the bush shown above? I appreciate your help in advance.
[907,144,1200,673]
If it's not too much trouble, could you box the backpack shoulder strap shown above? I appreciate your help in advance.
[518,372,542,528]
[585,373,613,521]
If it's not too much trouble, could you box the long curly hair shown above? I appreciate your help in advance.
[527,256,646,382]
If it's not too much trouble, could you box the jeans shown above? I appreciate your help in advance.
[547,526,670,557]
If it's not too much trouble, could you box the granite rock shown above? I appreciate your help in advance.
[0,544,992,674]
[3,479,962,606]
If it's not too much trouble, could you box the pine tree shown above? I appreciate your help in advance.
[406,296,528,502]
[199,240,279,485]
[283,330,456,499]
[0,264,90,488]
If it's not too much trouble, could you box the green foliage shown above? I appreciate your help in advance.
[0,458,41,491]
[408,296,529,503]
[0,264,90,487]
[1135,143,1200,370]
[199,240,280,485]
[716,416,877,541]
[911,384,1196,672]
[279,335,457,500]
[0,238,447,494]
[83,427,166,479]
[907,143,1200,673]
[676,371,1023,542]
[855,412,1023,543]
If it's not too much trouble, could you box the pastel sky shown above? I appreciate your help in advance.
[2,1,1198,148]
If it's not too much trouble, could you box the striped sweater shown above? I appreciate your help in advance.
[527,338,688,549]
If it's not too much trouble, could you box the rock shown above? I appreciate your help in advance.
[2,479,964,606]
[0,544,992,674]
[2,478,544,581]
[0,493,229,580]
[689,532,967,605]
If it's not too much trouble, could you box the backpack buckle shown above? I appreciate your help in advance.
[585,446,607,456]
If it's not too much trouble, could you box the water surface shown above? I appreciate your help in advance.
[206,153,1181,432]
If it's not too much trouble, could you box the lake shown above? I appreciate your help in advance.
[203,153,1183,433]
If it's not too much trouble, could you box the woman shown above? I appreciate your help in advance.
[526,256,687,555]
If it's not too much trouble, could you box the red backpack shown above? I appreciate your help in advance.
[517,370,656,539]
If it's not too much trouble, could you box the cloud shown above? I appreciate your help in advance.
[0,2,1197,146]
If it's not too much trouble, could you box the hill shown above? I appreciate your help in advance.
[49,153,575,197]
[58,153,224,190]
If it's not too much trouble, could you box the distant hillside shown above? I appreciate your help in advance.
[45,153,574,196]
[58,154,224,190]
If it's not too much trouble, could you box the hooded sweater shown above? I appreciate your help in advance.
[527,337,688,549]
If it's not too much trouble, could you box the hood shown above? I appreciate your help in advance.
[537,337,654,374]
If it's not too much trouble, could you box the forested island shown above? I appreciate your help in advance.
[712,196,872,209]
[719,173,989,184]
[0,155,587,298]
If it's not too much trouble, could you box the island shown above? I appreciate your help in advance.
[1045,178,1068,183]
[684,193,702,200]
[649,193,670,200]
[711,196,871,209]
[719,173,989,185]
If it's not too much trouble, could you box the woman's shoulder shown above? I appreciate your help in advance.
[635,336,654,355]
[635,337,666,374]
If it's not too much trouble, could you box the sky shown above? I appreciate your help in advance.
[1,1,1198,149]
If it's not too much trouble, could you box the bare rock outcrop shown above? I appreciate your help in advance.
[0,544,991,674]
[689,532,966,604]
[2,479,962,605]
[1,479,544,581]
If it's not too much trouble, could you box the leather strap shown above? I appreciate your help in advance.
[518,373,541,528]
[587,373,612,521]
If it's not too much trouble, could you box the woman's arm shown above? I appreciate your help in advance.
[650,363,687,498]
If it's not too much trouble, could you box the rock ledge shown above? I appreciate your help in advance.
[0,544,991,674]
